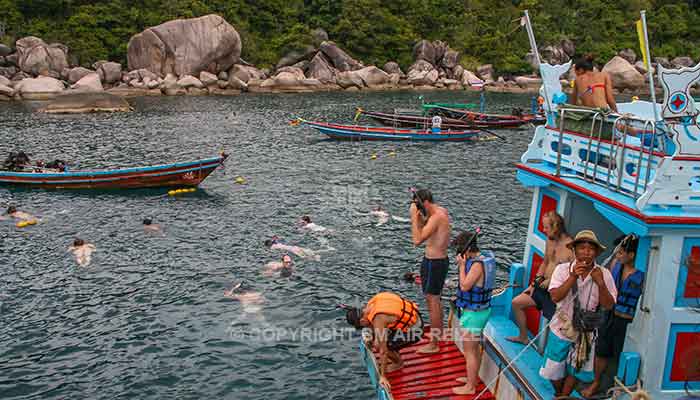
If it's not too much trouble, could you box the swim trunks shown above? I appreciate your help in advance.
[420,257,449,295]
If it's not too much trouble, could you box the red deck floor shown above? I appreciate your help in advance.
[376,337,495,400]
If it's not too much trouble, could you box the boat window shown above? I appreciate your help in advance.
[690,177,700,193]
[550,141,572,155]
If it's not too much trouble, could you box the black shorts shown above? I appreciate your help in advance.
[420,257,449,295]
[531,286,556,320]
[596,314,631,358]
[387,314,424,352]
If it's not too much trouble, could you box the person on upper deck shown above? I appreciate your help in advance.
[507,211,573,345]
[581,234,644,398]
[573,55,618,113]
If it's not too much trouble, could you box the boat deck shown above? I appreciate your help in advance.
[362,332,494,400]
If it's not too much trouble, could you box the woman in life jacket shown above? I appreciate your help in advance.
[582,234,643,398]
[345,292,423,389]
[452,230,496,395]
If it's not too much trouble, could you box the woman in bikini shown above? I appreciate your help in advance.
[573,55,618,113]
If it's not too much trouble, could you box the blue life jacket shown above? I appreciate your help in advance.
[456,251,496,312]
[611,261,645,317]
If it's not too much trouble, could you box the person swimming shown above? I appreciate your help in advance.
[573,54,618,112]
[299,215,328,233]
[142,217,163,235]
[68,238,96,267]
[263,254,294,277]
[264,236,321,261]
[223,282,265,314]
[370,206,390,226]
[5,205,36,221]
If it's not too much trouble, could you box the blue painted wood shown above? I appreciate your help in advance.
[617,352,641,386]
[483,316,558,399]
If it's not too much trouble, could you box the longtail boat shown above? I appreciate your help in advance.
[295,119,482,141]
[357,109,519,130]
[429,106,546,127]
[0,153,227,189]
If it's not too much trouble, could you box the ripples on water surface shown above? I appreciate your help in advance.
[0,91,534,399]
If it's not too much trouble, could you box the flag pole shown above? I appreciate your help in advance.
[640,10,660,122]
[523,10,552,112]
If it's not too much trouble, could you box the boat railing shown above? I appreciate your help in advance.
[554,106,659,198]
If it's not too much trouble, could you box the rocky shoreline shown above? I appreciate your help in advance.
[0,14,696,108]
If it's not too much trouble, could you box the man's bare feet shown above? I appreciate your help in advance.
[505,335,530,345]
[452,384,476,395]
[580,381,600,398]
[455,377,468,383]
[416,341,440,354]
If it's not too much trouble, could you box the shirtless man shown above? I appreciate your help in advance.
[299,216,328,233]
[264,236,321,261]
[142,217,163,235]
[263,254,294,277]
[370,206,390,226]
[410,188,451,353]
[507,211,573,345]
[573,55,618,112]
[69,238,96,267]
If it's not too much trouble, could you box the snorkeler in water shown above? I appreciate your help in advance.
[264,236,321,261]
[299,215,329,233]
[263,254,294,277]
[4,205,37,221]
[142,217,163,235]
[68,238,96,267]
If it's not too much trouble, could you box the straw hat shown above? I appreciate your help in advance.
[567,230,606,252]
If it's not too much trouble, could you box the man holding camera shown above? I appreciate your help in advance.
[539,230,617,397]
[410,188,451,354]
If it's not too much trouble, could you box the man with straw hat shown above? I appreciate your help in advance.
[539,230,618,397]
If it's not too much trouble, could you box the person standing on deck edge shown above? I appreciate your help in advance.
[410,188,451,354]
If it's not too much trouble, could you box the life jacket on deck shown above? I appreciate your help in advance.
[612,261,645,317]
[456,250,496,312]
[366,292,419,332]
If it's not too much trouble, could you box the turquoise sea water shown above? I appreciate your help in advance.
[0,91,534,399]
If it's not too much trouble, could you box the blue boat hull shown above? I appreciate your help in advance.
[301,120,481,141]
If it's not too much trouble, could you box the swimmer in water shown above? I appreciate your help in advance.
[4,205,36,221]
[223,282,265,313]
[263,254,294,277]
[264,236,321,261]
[68,238,96,267]
[370,206,390,226]
[142,217,163,235]
[299,215,328,233]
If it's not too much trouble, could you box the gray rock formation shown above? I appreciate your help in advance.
[441,49,459,70]
[275,45,316,70]
[199,71,218,86]
[306,52,336,83]
[70,72,103,92]
[672,56,695,68]
[477,64,495,82]
[311,28,329,46]
[127,14,241,77]
[382,61,403,76]
[15,36,68,76]
[412,40,436,66]
[0,44,12,57]
[97,62,122,84]
[176,75,204,89]
[14,76,65,99]
[68,67,93,84]
[602,56,644,90]
[319,41,362,72]
[618,49,637,64]
[354,66,389,87]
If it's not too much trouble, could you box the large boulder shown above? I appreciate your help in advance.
[653,57,671,68]
[15,37,68,76]
[311,28,329,46]
[275,45,316,70]
[672,56,695,68]
[319,41,362,72]
[0,76,11,87]
[71,73,103,92]
[618,49,637,64]
[540,45,569,65]
[0,44,12,57]
[0,66,17,78]
[5,53,18,67]
[199,71,218,86]
[452,65,464,81]
[634,61,654,75]
[477,64,495,82]
[441,49,459,70]
[306,52,336,83]
[515,76,542,89]
[0,84,14,97]
[228,75,248,90]
[602,56,645,90]
[560,39,576,58]
[413,40,436,66]
[272,66,306,85]
[336,71,364,89]
[228,64,265,83]
[382,61,403,76]
[40,92,130,113]
[14,76,65,99]
[127,14,241,77]
[407,59,434,74]
[433,41,448,65]
[176,75,204,89]
[461,69,482,87]
[97,62,122,84]
[68,67,94,84]
[354,66,389,87]
[407,68,438,86]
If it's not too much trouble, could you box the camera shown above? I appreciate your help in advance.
[410,188,427,216]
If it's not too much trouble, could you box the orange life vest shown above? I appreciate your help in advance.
[366,292,419,332]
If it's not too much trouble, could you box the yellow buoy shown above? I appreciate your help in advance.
[388,151,396,157]
[16,221,29,228]
[27,219,38,225]
[235,176,247,185]
[168,190,177,196]
[188,188,196,193]
[370,154,377,160]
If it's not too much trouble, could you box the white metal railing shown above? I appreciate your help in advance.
[553,107,660,198]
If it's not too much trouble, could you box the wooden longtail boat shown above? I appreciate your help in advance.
[295,119,482,141]
[429,106,546,127]
[358,109,508,130]
[0,153,228,189]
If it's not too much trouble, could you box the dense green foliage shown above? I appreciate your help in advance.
[1,0,699,74]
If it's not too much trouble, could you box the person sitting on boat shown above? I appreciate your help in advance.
[452,231,495,395]
[573,55,618,113]
[299,215,328,233]
[431,115,442,134]
[69,238,96,267]
[581,234,643,398]
[263,254,294,277]
[264,236,321,261]
[345,292,423,389]
[410,188,451,354]
[540,230,617,397]
[508,211,573,345]
[2,151,31,171]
